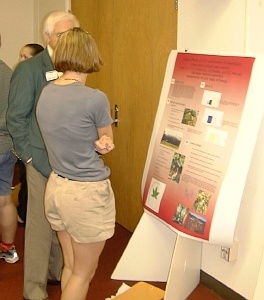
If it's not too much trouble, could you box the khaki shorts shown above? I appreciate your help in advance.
[45,172,116,243]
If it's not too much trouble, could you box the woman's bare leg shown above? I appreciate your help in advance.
[57,230,105,300]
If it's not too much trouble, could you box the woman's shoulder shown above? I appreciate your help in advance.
[84,86,107,98]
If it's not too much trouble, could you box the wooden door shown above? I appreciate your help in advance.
[72,0,177,232]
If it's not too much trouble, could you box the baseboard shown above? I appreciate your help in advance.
[200,270,247,300]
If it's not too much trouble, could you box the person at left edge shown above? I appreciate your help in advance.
[7,11,80,300]
[0,33,19,264]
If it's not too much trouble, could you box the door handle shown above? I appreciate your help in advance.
[113,104,119,127]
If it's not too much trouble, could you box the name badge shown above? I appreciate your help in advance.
[45,70,59,81]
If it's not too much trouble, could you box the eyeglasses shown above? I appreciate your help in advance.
[52,29,92,38]
[54,32,63,38]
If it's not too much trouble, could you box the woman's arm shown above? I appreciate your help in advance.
[95,125,115,154]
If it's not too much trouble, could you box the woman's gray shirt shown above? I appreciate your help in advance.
[36,82,113,181]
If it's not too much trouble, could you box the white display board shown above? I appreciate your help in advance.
[113,50,264,299]
[142,50,264,247]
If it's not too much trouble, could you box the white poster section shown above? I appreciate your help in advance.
[112,50,264,299]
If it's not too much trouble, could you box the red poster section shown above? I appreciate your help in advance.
[143,52,255,241]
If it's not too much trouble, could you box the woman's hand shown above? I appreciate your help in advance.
[95,135,115,154]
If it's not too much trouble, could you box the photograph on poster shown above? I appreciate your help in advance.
[202,107,224,127]
[160,128,183,150]
[172,203,189,225]
[201,89,221,108]
[204,127,228,147]
[181,108,198,126]
[168,152,185,183]
[193,189,211,215]
[145,178,166,213]
[184,212,206,235]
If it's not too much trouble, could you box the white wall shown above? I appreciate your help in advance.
[0,0,69,69]
[0,0,34,69]
[178,0,246,54]
[178,1,264,299]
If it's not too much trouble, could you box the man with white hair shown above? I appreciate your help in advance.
[7,11,80,300]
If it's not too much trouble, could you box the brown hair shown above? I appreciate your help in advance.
[53,27,103,74]
[25,43,44,56]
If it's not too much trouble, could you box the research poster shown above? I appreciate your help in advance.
[142,52,255,241]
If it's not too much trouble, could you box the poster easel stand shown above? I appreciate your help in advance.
[165,234,202,300]
[111,212,202,299]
